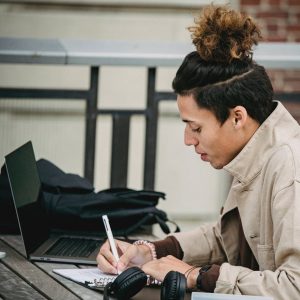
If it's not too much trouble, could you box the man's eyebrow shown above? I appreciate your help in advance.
[182,119,196,124]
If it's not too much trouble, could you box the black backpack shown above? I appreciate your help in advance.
[0,159,180,236]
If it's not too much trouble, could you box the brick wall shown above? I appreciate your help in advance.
[241,0,300,122]
[241,0,300,42]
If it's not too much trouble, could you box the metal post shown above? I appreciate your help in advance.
[84,67,99,184]
[143,67,158,190]
[110,113,130,188]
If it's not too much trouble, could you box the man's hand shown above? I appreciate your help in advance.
[141,255,200,289]
[96,239,153,274]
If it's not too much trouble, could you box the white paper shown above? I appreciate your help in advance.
[53,267,117,288]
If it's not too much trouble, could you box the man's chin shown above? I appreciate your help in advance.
[209,161,223,169]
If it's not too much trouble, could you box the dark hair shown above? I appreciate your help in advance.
[172,5,274,124]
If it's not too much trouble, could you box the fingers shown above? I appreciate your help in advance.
[96,239,119,274]
[117,244,139,272]
[97,239,157,275]
[141,255,192,282]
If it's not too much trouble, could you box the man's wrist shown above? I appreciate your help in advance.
[133,240,157,262]
[186,267,201,289]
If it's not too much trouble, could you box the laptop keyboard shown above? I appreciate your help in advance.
[45,237,102,257]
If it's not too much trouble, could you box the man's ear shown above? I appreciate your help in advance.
[231,106,248,128]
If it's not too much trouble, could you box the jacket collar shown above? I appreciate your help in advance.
[223,101,299,186]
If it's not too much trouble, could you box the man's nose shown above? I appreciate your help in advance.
[184,128,198,146]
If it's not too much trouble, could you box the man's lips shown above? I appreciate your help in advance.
[196,150,209,161]
[200,153,208,161]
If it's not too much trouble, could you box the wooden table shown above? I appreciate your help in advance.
[0,235,169,300]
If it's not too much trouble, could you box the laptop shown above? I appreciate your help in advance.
[5,141,104,265]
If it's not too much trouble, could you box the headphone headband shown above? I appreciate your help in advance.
[104,267,186,300]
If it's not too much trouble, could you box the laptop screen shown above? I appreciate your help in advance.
[5,141,50,256]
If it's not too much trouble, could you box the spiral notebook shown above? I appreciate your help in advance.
[53,268,117,290]
[53,267,161,291]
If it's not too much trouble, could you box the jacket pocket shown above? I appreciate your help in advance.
[257,244,276,271]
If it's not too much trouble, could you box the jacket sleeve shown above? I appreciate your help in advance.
[171,220,227,266]
[215,178,300,299]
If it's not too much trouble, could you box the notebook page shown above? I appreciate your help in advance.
[53,267,117,288]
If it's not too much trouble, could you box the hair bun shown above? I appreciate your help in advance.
[189,5,262,63]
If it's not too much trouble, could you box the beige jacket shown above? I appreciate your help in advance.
[173,102,300,299]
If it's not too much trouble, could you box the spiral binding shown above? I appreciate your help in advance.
[85,276,117,288]
[85,274,161,288]
[147,275,161,286]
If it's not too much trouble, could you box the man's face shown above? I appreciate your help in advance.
[177,94,244,169]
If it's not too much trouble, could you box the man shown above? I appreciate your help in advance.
[97,5,300,298]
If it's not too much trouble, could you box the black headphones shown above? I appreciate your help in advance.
[103,266,186,300]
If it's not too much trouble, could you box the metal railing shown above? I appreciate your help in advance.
[1,37,299,187]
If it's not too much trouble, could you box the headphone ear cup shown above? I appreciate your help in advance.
[161,271,186,300]
[110,266,148,299]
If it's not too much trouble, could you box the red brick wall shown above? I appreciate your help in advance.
[241,0,300,42]
[241,0,300,122]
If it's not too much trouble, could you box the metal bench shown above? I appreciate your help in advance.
[1,37,299,187]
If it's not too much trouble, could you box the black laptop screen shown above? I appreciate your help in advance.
[5,141,50,255]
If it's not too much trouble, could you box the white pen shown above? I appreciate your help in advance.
[102,215,120,274]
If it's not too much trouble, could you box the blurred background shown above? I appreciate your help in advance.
[0,0,300,237]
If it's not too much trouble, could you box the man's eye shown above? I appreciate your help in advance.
[191,127,201,133]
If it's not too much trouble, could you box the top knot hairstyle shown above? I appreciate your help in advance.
[189,5,262,63]
[173,5,274,125]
